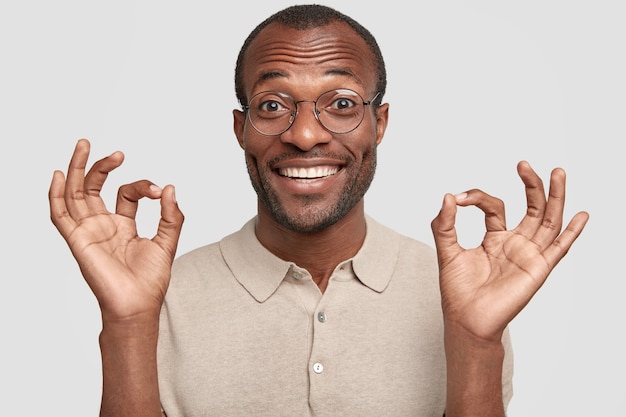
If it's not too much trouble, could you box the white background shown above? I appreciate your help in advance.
[1,0,623,415]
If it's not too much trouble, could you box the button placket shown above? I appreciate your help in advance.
[311,305,329,379]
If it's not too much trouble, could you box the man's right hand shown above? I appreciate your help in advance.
[49,138,184,324]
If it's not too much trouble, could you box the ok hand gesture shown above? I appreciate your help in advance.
[431,161,589,342]
[49,139,184,324]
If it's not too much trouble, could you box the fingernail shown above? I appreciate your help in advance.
[150,184,162,193]
[454,192,468,201]
[171,186,177,203]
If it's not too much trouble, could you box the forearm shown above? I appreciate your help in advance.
[99,317,162,417]
[444,323,505,417]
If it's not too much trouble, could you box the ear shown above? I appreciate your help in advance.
[233,109,246,149]
[374,103,389,145]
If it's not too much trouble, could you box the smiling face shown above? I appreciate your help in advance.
[233,21,389,234]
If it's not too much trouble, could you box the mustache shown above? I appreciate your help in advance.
[266,150,351,167]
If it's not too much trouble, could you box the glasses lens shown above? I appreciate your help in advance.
[247,91,294,135]
[316,89,365,134]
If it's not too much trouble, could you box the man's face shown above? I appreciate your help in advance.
[233,21,388,234]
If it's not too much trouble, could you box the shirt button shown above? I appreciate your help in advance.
[312,362,324,374]
[317,312,327,323]
[292,272,303,280]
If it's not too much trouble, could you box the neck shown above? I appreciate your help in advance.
[255,201,367,293]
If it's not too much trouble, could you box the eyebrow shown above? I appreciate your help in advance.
[325,68,358,79]
[258,71,285,82]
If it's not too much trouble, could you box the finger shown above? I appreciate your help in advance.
[83,148,125,215]
[152,185,185,260]
[515,161,548,238]
[116,180,163,219]
[530,167,567,249]
[63,139,92,220]
[456,189,507,232]
[64,139,125,220]
[49,170,77,239]
[540,211,589,270]
[431,193,462,258]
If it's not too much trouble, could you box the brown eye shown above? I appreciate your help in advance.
[332,97,356,110]
[259,100,284,113]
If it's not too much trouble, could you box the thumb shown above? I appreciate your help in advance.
[153,184,184,260]
[431,193,462,260]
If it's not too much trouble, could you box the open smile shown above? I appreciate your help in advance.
[277,165,341,183]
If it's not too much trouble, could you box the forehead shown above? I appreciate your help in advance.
[241,21,378,96]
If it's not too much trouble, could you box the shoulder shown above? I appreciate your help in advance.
[172,241,223,274]
[364,214,436,262]
[172,217,257,274]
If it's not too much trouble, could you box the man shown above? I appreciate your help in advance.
[49,4,588,417]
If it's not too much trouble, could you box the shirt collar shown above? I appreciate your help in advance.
[353,215,401,293]
[219,216,401,302]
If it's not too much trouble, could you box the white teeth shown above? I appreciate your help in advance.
[279,166,338,179]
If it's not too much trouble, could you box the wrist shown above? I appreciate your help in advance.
[444,320,505,352]
[444,321,505,380]
[100,312,160,345]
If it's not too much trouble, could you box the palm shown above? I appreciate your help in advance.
[68,212,173,319]
[440,229,550,340]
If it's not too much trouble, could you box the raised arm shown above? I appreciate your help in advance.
[49,139,184,417]
[431,161,589,417]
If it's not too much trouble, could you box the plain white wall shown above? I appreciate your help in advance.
[1,0,623,415]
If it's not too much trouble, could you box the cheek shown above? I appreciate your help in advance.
[244,142,263,167]
[243,141,274,181]
[348,115,380,154]
[345,134,379,165]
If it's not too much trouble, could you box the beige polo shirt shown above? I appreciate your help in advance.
[157,216,513,416]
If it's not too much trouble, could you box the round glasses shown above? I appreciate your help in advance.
[243,88,380,136]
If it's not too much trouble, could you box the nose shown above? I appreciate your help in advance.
[279,101,332,151]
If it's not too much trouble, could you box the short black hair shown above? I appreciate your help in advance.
[234,4,386,108]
